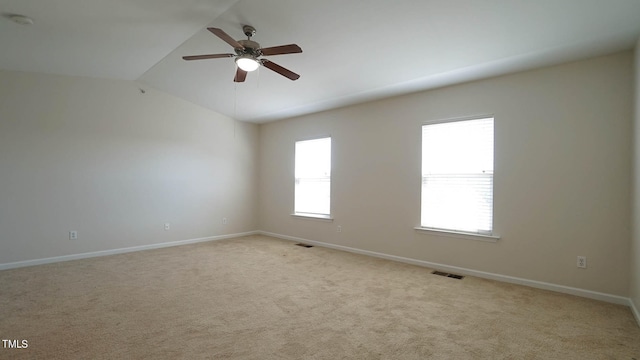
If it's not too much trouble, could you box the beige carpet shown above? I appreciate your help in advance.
[0,235,639,359]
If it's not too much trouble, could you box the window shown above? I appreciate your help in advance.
[421,117,494,235]
[294,137,331,218]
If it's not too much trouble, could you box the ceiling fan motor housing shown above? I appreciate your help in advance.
[236,39,262,57]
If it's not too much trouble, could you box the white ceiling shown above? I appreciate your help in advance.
[1,0,640,123]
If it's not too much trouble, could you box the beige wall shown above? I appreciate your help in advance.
[0,51,634,300]
[632,39,640,316]
[0,70,258,264]
[259,51,633,296]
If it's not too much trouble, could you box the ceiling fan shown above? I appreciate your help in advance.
[183,25,302,82]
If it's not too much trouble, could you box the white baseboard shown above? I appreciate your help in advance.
[259,231,633,308]
[0,231,259,271]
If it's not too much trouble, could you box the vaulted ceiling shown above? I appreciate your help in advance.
[1,0,640,123]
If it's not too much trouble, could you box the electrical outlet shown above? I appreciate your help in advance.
[222,217,228,225]
[164,223,170,231]
[69,231,78,240]
[577,256,587,268]
[337,225,342,233]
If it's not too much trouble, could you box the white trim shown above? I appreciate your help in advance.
[295,134,332,142]
[291,213,334,221]
[422,114,495,126]
[0,231,259,271]
[414,227,500,242]
[259,231,631,306]
[631,298,640,328]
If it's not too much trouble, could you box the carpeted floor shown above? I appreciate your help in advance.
[0,235,639,359]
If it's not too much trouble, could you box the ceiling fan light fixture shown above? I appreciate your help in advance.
[235,55,260,72]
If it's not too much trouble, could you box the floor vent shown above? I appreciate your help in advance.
[432,270,464,280]
[295,243,314,248]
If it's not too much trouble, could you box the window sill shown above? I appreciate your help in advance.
[414,227,500,243]
[291,213,334,222]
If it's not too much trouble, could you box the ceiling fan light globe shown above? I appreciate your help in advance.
[236,56,260,72]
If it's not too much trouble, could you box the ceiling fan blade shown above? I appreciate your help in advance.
[260,44,302,56]
[208,27,244,49]
[234,68,247,82]
[262,60,300,81]
[182,54,234,61]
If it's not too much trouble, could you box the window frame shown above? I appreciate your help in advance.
[416,115,500,241]
[292,136,333,220]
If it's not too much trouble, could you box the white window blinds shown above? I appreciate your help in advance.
[421,118,494,234]
[294,137,331,217]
